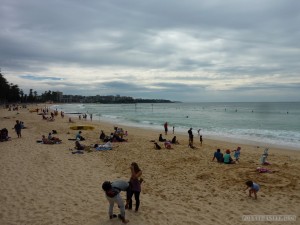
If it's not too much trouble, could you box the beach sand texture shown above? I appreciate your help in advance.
[0,106,299,225]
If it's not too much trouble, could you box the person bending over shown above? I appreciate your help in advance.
[102,180,129,223]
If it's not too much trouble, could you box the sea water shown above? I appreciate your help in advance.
[52,102,300,150]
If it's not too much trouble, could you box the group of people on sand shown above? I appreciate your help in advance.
[99,127,128,143]
[69,126,128,154]
[41,131,62,144]
[154,134,180,150]
[102,162,143,224]
[212,147,241,164]
[212,146,263,199]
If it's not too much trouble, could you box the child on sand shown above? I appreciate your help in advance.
[245,180,260,199]
[233,147,241,162]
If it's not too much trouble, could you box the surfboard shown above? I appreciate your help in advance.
[69,125,95,130]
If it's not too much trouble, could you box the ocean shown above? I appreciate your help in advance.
[52,102,300,150]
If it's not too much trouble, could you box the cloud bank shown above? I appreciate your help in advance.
[1,0,300,101]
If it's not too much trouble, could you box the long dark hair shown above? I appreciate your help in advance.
[131,162,141,173]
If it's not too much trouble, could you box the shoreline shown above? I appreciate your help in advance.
[1,104,299,225]
[61,108,300,152]
[51,103,300,151]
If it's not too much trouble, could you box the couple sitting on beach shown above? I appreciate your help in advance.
[41,134,62,144]
[159,134,179,144]
[101,130,127,143]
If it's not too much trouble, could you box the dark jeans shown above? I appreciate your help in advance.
[127,190,140,211]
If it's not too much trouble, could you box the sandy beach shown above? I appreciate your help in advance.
[0,105,299,225]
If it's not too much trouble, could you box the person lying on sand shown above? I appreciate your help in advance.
[164,141,173,149]
[42,135,55,144]
[256,167,279,173]
[94,141,113,150]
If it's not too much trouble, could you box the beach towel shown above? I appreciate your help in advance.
[95,147,112,151]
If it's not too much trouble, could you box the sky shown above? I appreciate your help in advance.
[1,0,300,102]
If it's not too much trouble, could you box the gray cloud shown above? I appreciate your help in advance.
[1,0,299,102]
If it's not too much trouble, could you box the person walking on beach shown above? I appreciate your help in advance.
[200,135,203,146]
[244,180,260,199]
[102,180,129,223]
[126,162,143,212]
[14,120,22,138]
[164,122,168,135]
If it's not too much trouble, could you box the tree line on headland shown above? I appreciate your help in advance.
[0,72,174,104]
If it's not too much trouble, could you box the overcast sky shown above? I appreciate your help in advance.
[1,0,300,102]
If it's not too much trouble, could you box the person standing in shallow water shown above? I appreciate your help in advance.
[126,162,143,212]
[188,128,193,147]
[164,122,168,135]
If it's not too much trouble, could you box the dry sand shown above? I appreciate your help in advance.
[0,105,299,225]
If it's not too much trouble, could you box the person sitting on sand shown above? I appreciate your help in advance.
[164,141,172,149]
[244,180,260,199]
[0,128,10,141]
[75,140,85,150]
[99,130,106,140]
[223,149,235,164]
[76,131,85,141]
[102,180,129,224]
[171,136,179,144]
[48,132,62,142]
[212,149,224,162]
[42,135,55,144]
[154,142,161,150]
[159,134,166,142]
[113,133,127,142]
